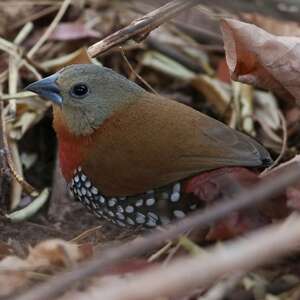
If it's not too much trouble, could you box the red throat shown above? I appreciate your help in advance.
[53,107,92,181]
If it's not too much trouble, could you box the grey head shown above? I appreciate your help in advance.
[25,64,145,135]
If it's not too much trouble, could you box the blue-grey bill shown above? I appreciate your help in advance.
[25,73,62,105]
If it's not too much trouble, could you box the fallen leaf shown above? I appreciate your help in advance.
[185,167,259,202]
[221,18,300,102]
[0,256,29,297]
[185,167,289,240]
[206,211,267,241]
[216,58,231,83]
[254,91,281,132]
[191,75,231,116]
[0,242,13,260]
[185,167,263,240]
[142,50,195,80]
[0,239,93,297]
[27,239,93,268]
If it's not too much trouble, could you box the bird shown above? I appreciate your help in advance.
[25,64,272,228]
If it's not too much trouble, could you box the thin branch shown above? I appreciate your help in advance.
[1,92,37,101]
[2,125,37,196]
[119,47,158,95]
[11,162,300,300]
[56,215,300,300]
[8,23,30,209]
[0,37,42,83]
[87,0,203,57]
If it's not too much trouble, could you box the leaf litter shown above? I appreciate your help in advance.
[1,0,300,299]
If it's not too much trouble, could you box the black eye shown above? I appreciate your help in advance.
[70,83,89,98]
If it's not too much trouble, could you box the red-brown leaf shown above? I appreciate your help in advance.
[221,18,300,102]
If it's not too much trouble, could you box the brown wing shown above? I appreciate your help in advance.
[83,93,270,196]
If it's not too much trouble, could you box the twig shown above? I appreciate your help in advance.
[27,0,72,58]
[51,216,300,300]
[2,125,36,196]
[0,37,42,82]
[70,225,103,243]
[8,24,31,209]
[163,239,182,266]
[119,47,158,95]
[147,241,173,262]
[1,91,37,101]
[10,162,300,300]
[87,0,203,57]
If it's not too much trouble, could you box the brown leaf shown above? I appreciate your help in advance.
[0,242,13,260]
[216,58,231,83]
[185,167,259,202]
[206,211,267,241]
[185,167,290,240]
[0,256,29,297]
[27,239,93,268]
[221,18,300,102]
[0,239,93,297]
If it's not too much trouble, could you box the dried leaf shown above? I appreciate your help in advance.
[206,211,267,241]
[185,167,259,202]
[0,242,13,260]
[232,82,255,136]
[0,256,29,297]
[142,51,195,80]
[0,240,92,297]
[217,58,231,83]
[254,91,281,131]
[191,75,231,115]
[221,18,300,102]
[27,239,93,268]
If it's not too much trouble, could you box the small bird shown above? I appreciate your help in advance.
[26,64,272,228]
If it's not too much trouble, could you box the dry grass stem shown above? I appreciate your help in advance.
[120,47,158,95]
[88,0,203,57]
[60,216,300,300]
